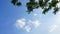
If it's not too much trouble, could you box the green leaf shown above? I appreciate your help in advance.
[42,8,49,14]
[16,2,21,6]
[11,0,18,5]
[53,7,59,14]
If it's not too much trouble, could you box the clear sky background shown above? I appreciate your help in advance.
[0,0,60,34]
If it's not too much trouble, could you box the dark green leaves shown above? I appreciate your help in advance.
[51,0,59,7]
[16,2,21,6]
[26,2,33,12]
[11,0,18,5]
[42,8,49,14]
[44,0,49,3]
[11,0,60,14]
[26,0,38,13]
[53,7,59,14]
[30,0,35,2]
[39,0,43,7]
[11,0,21,6]
[26,0,60,14]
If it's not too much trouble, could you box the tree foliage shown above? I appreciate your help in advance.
[11,0,21,6]
[11,0,60,14]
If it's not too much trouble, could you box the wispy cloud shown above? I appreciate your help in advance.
[15,18,41,32]
[49,24,59,32]
[15,18,31,32]
[24,25,31,32]
[15,18,26,28]
[57,2,60,8]
[33,13,38,16]
[31,20,41,28]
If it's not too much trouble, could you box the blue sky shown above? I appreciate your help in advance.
[0,0,60,34]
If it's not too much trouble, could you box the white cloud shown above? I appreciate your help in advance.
[15,18,41,32]
[16,18,26,28]
[57,2,60,8]
[32,20,41,28]
[27,20,32,26]
[56,2,60,14]
[24,25,31,32]
[49,24,59,32]
[33,13,38,16]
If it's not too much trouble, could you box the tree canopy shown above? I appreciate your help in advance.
[11,0,60,14]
